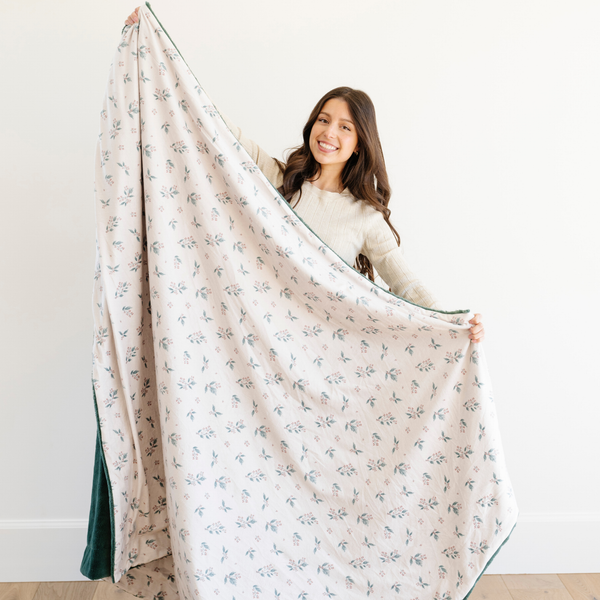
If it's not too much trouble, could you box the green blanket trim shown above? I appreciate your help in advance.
[80,388,115,582]
[144,2,469,317]
[463,517,518,600]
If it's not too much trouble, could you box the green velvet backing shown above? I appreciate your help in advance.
[80,425,114,581]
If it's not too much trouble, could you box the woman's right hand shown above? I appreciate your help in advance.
[124,7,140,26]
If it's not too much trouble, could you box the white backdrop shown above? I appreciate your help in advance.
[1,0,598,582]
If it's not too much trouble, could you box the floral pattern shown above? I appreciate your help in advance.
[90,5,518,599]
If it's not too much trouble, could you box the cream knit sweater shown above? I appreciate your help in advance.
[223,116,439,309]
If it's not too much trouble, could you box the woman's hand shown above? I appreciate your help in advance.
[125,7,140,26]
[468,313,485,343]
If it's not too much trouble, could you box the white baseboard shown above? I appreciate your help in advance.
[0,515,598,582]
[485,513,600,574]
[0,520,89,582]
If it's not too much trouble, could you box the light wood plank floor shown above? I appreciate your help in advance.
[0,574,598,600]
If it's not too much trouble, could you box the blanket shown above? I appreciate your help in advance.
[82,5,518,599]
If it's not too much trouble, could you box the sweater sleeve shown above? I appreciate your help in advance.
[220,111,284,187]
[361,210,440,310]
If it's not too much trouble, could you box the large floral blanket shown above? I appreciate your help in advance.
[83,4,518,599]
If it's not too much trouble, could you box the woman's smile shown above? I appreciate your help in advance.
[316,140,339,153]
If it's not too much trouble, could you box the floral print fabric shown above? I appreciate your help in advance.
[90,5,518,599]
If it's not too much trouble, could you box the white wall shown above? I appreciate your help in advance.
[1,0,598,581]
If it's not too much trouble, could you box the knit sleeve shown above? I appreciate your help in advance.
[219,111,284,187]
[361,210,440,310]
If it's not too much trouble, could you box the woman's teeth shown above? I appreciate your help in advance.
[319,141,337,151]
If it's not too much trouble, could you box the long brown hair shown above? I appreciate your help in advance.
[277,87,400,281]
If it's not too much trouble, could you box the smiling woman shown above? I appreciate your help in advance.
[274,86,410,296]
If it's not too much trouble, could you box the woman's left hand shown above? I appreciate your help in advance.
[468,313,485,343]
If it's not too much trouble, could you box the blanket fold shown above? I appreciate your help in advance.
[83,5,518,598]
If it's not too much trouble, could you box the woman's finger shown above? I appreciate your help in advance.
[468,313,484,342]
[469,323,484,336]
[469,326,485,343]
[125,6,140,25]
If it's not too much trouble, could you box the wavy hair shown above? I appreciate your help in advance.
[277,87,400,281]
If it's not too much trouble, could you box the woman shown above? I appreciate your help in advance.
[124,8,485,343]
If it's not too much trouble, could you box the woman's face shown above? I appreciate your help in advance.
[309,98,359,170]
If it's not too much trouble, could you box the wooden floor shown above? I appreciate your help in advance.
[0,574,599,600]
